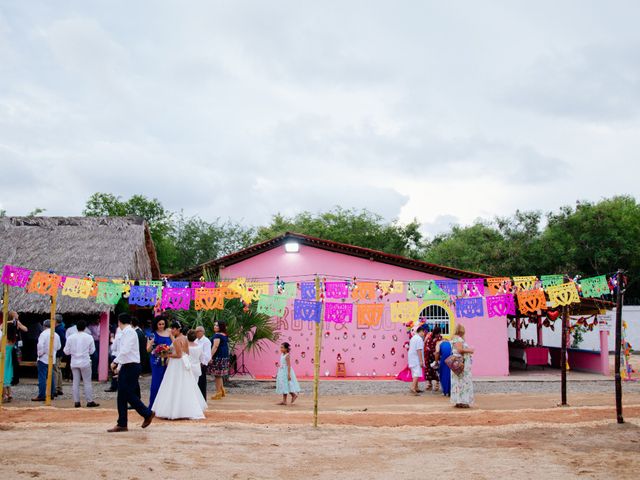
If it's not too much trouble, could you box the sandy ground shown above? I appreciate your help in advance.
[1,389,640,480]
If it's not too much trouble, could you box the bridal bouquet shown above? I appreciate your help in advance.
[153,344,171,366]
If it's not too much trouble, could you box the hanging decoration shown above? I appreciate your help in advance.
[461,278,484,297]
[579,275,610,298]
[61,277,93,299]
[390,301,420,324]
[379,280,403,294]
[96,282,125,305]
[455,297,484,318]
[161,288,191,310]
[351,282,376,301]
[26,271,62,297]
[324,281,349,299]
[257,294,288,317]
[1,265,31,288]
[167,280,190,289]
[300,282,317,300]
[276,282,297,298]
[546,282,580,308]
[293,299,322,323]
[541,275,564,289]
[434,280,459,297]
[486,277,512,295]
[516,289,547,314]
[191,281,216,289]
[356,303,384,327]
[194,287,225,311]
[486,294,516,318]
[512,276,538,291]
[324,302,353,324]
[128,285,158,307]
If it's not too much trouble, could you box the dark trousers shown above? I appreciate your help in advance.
[198,366,207,398]
[37,361,55,399]
[117,363,151,428]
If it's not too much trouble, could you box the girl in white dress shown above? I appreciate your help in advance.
[152,322,207,420]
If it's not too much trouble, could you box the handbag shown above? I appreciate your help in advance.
[445,354,465,376]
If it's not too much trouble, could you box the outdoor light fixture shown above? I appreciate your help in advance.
[284,241,300,253]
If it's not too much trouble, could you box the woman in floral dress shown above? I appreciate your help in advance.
[450,324,475,408]
[424,326,442,391]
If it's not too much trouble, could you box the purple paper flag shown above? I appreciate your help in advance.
[300,282,316,300]
[293,299,322,323]
[486,294,516,318]
[434,280,459,297]
[324,302,353,324]
[455,297,484,318]
[461,278,485,297]
[324,281,349,299]
[168,280,190,289]
[161,288,192,310]
[1,265,32,288]
[191,281,216,289]
[129,285,158,307]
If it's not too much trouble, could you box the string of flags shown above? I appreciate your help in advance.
[1,264,621,326]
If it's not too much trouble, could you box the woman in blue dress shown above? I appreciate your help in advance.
[146,316,172,407]
[436,337,452,397]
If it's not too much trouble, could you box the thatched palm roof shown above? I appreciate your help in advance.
[0,216,160,315]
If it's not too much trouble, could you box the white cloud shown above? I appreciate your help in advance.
[0,0,638,234]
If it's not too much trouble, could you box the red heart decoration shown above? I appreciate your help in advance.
[547,310,560,321]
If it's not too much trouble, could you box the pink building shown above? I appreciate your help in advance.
[181,233,510,378]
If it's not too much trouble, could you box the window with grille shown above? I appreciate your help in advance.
[419,304,452,335]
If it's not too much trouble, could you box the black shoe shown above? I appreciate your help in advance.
[31,397,46,402]
[86,402,100,408]
[74,402,81,408]
[56,390,63,396]
[104,388,117,393]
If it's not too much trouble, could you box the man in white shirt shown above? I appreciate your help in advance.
[195,326,212,398]
[32,319,62,401]
[65,323,78,340]
[407,325,427,396]
[64,320,100,408]
[107,313,154,433]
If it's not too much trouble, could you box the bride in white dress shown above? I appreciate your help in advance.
[152,321,207,420]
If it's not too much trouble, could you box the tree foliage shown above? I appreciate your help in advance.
[255,207,424,259]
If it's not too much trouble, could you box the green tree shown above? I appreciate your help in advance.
[169,212,255,272]
[84,193,176,270]
[255,207,424,258]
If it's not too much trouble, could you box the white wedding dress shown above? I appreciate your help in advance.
[152,353,207,420]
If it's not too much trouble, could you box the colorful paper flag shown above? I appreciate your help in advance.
[96,282,125,305]
[257,294,288,317]
[161,288,192,310]
[455,297,484,318]
[26,271,61,297]
[324,302,353,324]
[390,301,420,324]
[300,282,316,300]
[129,285,158,307]
[324,281,349,299]
[1,265,31,288]
[194,288,224,311]
[516,289,547,314]
[435,280,459,297]
[351,282,377,301]
[541,275,564,289]
[546,283,580,308]
[486,277,512,295]
[513,276,538,291]
[293,299,322,323]
[61,277,93,299]
[357,303,384,327]
[486,294,516,317]
[460,279,484,297]
[579,275,609,298]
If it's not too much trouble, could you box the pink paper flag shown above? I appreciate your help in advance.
[1,265,31,288]
[324,302,353,324]
[486,294,516,318]
[161,288,192,310]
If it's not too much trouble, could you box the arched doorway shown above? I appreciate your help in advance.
[418,301,455,337]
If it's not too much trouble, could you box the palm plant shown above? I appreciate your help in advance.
[173,269,279,360]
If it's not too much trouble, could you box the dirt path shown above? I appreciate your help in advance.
[1,393,639,479]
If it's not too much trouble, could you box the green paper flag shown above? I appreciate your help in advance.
[408,280,449,300]
[580,275,609,298]
[257,294,288,317]
[541,275,564,289]
[276,282,297,298]
[96,282,124,305]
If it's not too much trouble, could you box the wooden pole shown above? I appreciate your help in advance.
[45,295,57,406]
[313,276,323,428]
[614,270,625,424]
[560,305,568,406]
[0,285,9,408]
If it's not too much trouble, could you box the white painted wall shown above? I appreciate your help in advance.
[507,306,640,352]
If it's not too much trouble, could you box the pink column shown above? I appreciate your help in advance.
[98,311,110,382]
[515,318,522,341]
[599,329,610,376]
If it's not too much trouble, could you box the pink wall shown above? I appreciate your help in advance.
[222,244,509,377]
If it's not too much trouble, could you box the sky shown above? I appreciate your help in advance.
[1,1,639,236]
